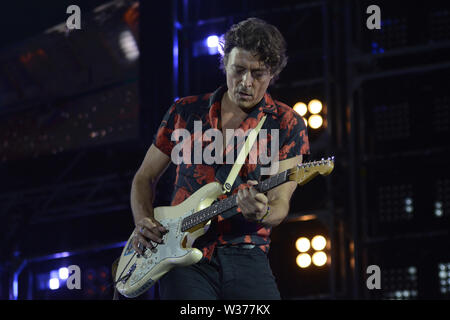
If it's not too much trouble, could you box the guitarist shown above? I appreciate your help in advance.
[130,18,310,299]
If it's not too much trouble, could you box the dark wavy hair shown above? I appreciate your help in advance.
[219,18,288,84]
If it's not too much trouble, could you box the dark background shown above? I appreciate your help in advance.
[0,0,449,300]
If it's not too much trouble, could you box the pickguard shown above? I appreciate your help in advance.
[128,215,191,286]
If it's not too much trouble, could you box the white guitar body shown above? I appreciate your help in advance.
[115,181,223,298]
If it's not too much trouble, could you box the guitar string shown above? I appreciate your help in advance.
[180,158,333,230]
[182,171,285,230]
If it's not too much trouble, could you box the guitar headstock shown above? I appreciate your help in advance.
[288,156,335,186]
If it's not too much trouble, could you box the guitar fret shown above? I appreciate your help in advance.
[276,172,284,186]
[266,180,270,191]
[270,176,277,189]
[260,180,267,192]
[278,171,286,185]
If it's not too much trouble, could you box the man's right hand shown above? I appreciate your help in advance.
[130,145,171,255]
[132,217,168,255]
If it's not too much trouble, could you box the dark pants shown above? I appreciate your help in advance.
[158,246,281,300]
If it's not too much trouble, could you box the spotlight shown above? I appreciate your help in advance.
[295,237,310,253]
[119,30,139,61]
[311,235,327,251]
[59,267,69,280]
[404,197,414,214]
[308,115,323,129]
[206,35,219,48]
[202,34,225,56]
[293,102,308,117]
[312,251,327,266]
[308,99,323,114]
[296,253,312,268]
[435,201,443,217]
[49,278,60,290]
[439,263,450,295]
[384,266,418,299]
[86,269,96,281]
[294,234,328,269]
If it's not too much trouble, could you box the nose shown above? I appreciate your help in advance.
[241,71,253,88]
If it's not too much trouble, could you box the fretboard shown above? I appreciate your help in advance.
[180,169,289,232]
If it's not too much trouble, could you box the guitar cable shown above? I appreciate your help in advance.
[91,251,137,300]
[113,252,137,285]
[112,239,159,287]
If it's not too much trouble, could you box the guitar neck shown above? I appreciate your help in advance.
[180,170,289,232]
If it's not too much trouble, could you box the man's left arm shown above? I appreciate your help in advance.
[263,155,302,227]
[237,155,302,227]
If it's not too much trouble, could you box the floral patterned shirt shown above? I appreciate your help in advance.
[153,85,310,259]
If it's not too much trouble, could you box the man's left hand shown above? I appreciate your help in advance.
[237,180,268,222]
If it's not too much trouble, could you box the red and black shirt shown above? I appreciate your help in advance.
[153,85,310,259]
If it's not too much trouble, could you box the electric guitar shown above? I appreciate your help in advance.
[114,157,335,298]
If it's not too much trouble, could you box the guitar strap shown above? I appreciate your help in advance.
[222,115,267,193]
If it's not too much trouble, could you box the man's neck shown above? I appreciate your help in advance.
[221,90,253,115]
[219,91,249,131]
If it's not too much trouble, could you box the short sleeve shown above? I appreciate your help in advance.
[279,112,310,160]
[152,103,178,157]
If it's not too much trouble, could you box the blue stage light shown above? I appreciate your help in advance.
[206,35,219,48]
[49,278,60,290]
[59,267,69,280]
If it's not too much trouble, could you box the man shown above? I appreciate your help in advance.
[130,17,310,299]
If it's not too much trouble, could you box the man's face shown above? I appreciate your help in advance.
[224,47,273,110]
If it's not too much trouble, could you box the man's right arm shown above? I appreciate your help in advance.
[130,144,171,254]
